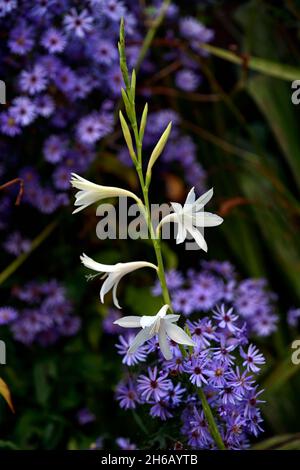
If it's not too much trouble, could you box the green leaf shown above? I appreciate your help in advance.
[247,75,300,189]
[201,43,300,81]
[125,285,162,315]
[0,377,14,413]
[33,363,51,407]
[252,433,300,450]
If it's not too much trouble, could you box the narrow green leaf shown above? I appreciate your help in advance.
[139,103,148,143]
[201,43,300,81]
[119,110,136,161]
[146,122,172,182]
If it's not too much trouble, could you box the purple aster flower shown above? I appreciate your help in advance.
[116,334,148,366]
[0,111,21,136]
[247,409,264,436]
[102,0,126,21]
[251,312,278,337]
[227,367,254,397]
[213,304,239,333]
[34,187,58,214]
[11,321,35,345]
[180,17,214,44]
[213,335,236,365]
[185,356,210,387]
[77,408,96,425]
[137,366,171,402]
[0,306,18,325]
[34,94,55,118]
[188,407,213,448]
[54,66,77,94]
[219,384,239,405]
[175,69,201,92]
[107,65,123,96]
[88,37,118,65]
[244,387,265,418]
[76,113,104,145]
[0,0,16,16]
[10,96,36,126]
[150,400,173,420]
[72,76,94,100]
[288,308,300,327]
[64,8,93,39]
[187,318,216,349]
[19,64,48,95]
[53,165,72,190]
[152,269,184,296]
[116,380,140,410]
[116,437,137,450]
[172,289,194,316]
[190,284,218,312]
[206,360,229,388]
[8,21,34,55]
[43,135,68,163]
[58,316,81,336]
[166,382,186,407]
[225,415,247,447]
[41,28,66,53]
[240,344,265,373]
[163,349,185,375]
[3,231,30,256]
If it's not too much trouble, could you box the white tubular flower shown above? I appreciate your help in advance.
[70,173,142,214]
[157,187,223,252]
[114,305,195,360]
[80,253,157,309]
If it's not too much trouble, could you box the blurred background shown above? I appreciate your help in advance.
[1,0,300,449]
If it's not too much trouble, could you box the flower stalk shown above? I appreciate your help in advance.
[118,20,226,450]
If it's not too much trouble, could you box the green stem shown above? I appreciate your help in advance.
[0,219,58,285]
[197,388,226,450]
[136,0,171,71]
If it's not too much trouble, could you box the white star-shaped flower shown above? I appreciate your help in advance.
[114,305,195,360]
[158,187,223,251]
[80,253,157,309]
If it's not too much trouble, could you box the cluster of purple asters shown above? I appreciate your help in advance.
[0,1,212,239]
[0,279,81,345]
[114,302,265,449]
[152,260,279,337]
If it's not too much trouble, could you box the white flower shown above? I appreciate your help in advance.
[70,173,142,214]
[114,305,195,360]
[80,253,157,309]
[157,187,223,251]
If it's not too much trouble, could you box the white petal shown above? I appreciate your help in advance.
[185,187,196,206]
[165,314,181,323]
[140,315,157,329]
[158,326,172,360]
[187,226,208,252]
[176,222,187,244]
[128,328,152,354]
[114,316,142,328]
[165,321,195,347]
[194,212,223,228]
[100,273,118,303]
[194,188,214,210]
[171,202,184,217]
[156,304,171,318]
[80,253,116,273]
[112,279,121,309]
